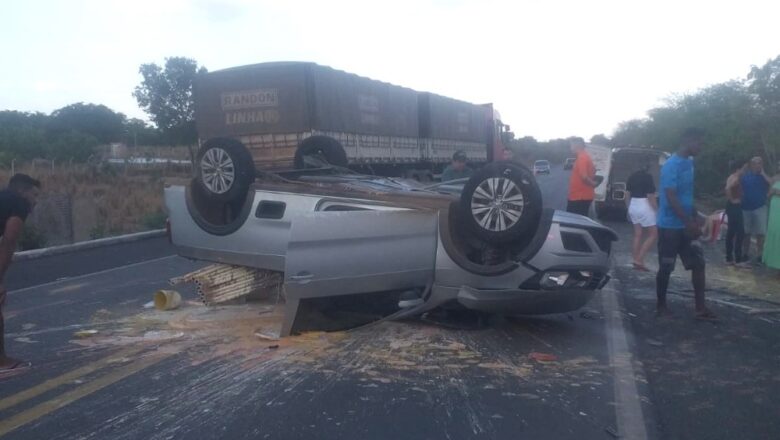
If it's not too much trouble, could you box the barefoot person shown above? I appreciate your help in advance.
[1,174,41,372]
[626,161,658,271]
[655,129,716,319]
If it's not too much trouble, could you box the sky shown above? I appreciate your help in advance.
[1,0,779,141]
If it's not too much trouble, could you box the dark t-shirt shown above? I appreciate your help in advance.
[0,189,31,237]
[626,170,656,199]
[740,172,769,211]
[441,165,473,182]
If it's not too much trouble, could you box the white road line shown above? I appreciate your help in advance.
[603,283,650,440]
[9,255,178,295]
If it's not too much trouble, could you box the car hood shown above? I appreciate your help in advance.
[553,210,618,241]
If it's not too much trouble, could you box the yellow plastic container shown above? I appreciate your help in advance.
[154,290,182,311]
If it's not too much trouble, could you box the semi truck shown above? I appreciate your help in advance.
[194,62,511,179]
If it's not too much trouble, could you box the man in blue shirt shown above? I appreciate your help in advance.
[740,156,772,264]
[656,128,715,320]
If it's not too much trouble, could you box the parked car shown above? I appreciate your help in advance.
[165,140,617,335]
[533,160,551,175]
[564,157,576,170]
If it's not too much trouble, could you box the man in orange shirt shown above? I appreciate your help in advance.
[567,137,599,216]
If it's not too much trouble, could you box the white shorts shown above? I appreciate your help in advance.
[629,198,657,227]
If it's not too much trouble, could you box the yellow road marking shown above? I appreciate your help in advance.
[0,346,144,412]
[0,353,168,437]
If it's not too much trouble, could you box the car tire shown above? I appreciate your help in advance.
[459,162,542,245]
[195,138,255,203]
[294,136,348,169]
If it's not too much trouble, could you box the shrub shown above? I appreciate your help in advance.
[19,224,47,251]
[141,210,167,230]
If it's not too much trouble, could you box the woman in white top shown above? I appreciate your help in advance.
[626,163,658,271]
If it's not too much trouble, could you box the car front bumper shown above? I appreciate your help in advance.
[454,283,607,314]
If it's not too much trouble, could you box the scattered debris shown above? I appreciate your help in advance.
[645,338,664,347]
[14,337,37,344]
[21,323,36,330]
[605,426,619,438]
[529,352,558,362]
[92,309,113,321]
[170,264,282,306]
[142,330,184,341]
[74,329,99,338]
[267,345,280,350]
[143,301,155,309]
[255,330,281,341]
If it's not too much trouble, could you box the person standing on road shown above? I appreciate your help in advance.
[0,174,40,372]
[655,128,716,320]
[441,151,473,182]
[626,162,658,271]
[740,157,772,264]
[566,137,599,216]
[762,166,780,275]
[724,160,748,265]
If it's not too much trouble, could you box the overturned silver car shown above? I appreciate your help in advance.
[165,140,617,336]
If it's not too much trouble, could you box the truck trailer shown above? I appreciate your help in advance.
[194,62,510,178]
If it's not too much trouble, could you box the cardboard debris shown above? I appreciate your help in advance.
[529,352,557,362]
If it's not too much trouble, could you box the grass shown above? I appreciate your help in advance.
[0,162,190,242]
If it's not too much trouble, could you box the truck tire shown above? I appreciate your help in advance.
[459,162,542,245]
[195,138,255,203]
[294,136,348,169]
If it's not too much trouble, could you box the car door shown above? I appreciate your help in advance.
[280,209,439,336]
[283,209,439,301]
[586,144,612,202]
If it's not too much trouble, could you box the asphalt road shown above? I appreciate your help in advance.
[1,165,779,439]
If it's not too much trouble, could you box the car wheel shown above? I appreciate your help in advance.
[294,136,348,169]
[459,162,542,245]
[195,138,255,203]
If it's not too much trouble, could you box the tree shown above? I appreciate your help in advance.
[747,55,780,166]
[133,57,207,145]
[611,80,763,195]
[590,134,611,146]
[0,111,49,163]
[47,130,99,162]
[123,118,166,147]
[49,103,126,144]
